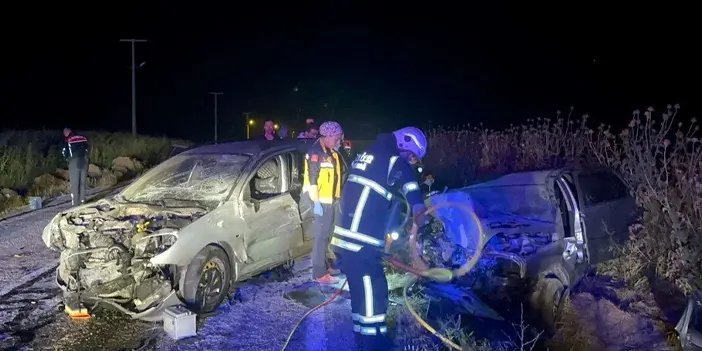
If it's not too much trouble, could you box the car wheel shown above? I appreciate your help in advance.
[539,278,568,331]
[179,245,232,313]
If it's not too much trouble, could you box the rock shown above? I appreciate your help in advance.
[112,168,126,179]
[0,192,24,214]
[30,174,69,199]
[55,168,70,181]
[111,157,136,174]
[88,164,101,178]
[1,188,18,199]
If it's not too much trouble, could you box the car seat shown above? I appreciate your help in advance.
[254,160,280,195]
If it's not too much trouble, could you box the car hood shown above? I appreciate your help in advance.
[427,180,558,251]
[42,198,207,251]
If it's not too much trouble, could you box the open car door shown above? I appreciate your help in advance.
[240,154,303,262]
[573,169,638,264]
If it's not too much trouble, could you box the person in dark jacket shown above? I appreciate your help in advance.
[261,120,280,140]
[62,128,90,206]
[297,121,319,139]
[331,126,428,351]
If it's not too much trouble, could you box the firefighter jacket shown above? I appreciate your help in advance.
[62,133,89,159]
[303,139,343,204]
[331,133,424,256]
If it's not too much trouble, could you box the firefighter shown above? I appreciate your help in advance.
[62,128,90,206]
[303,121,345,284]
[331,126,428,351]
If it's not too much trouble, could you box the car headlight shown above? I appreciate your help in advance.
[134,228,179,258]
[42,215,61,249]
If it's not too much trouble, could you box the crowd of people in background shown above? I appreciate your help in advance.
[255,117,320,141]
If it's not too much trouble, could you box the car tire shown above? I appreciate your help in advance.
[538,277,568,331]
[178,245,232,313]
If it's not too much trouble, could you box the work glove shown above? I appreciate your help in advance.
[313,201,324,216]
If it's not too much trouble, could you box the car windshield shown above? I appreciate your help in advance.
[119,153,250,206]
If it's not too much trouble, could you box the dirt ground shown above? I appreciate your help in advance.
[550,274,682,351]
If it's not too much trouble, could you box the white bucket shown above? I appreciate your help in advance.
[28,196,42,210]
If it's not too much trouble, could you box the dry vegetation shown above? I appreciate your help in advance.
[389,104,697,350]
[0,130,187,214]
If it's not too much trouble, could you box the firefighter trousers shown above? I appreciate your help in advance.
[338,252,393,351]
[68,157,88,206]
[312,201,339,279]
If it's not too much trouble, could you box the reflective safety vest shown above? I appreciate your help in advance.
[303,140,343,204]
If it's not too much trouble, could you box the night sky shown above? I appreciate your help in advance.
[2,3,698,142]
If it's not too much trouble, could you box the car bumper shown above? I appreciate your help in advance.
[55,267,181,322]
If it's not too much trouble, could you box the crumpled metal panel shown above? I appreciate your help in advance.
[429,171,558,251]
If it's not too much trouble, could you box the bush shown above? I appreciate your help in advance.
[0,130,189,213]
[425,104,701,295]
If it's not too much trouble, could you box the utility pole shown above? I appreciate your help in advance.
[209,92,223,143]
[244,112,253,139]
[119,39,148,136]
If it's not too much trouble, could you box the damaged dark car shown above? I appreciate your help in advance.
[416,168,639,328]
[42,139,319,321]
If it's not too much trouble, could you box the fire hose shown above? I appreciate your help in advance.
[281,200,485,351]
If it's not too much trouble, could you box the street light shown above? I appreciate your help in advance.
[274,124,279,130]
[247,119,255,139]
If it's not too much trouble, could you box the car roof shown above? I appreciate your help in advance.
[464,169,561,188]
[181,138,316,156]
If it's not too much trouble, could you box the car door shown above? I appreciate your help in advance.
[240,153,304,262]
[293,149,316,241]
[573,169,638,264]
[554,172,589,284]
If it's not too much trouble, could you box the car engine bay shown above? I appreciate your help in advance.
[43,200,204,313]
[417,214,557,318]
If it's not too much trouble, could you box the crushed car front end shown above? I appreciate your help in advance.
[43,200,205,320]
[415,171,564,319]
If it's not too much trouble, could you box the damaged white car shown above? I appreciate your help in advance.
[418,168,639,328]
[42,139,320,320]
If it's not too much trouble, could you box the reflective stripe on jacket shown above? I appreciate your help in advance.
[303,140,343,204]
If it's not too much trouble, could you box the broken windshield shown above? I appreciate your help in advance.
[119,154,250,205]
[463,184,556,222]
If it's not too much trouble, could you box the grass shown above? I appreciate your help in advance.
[0,130,189,214]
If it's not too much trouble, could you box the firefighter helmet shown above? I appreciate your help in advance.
[393,126,427,159]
